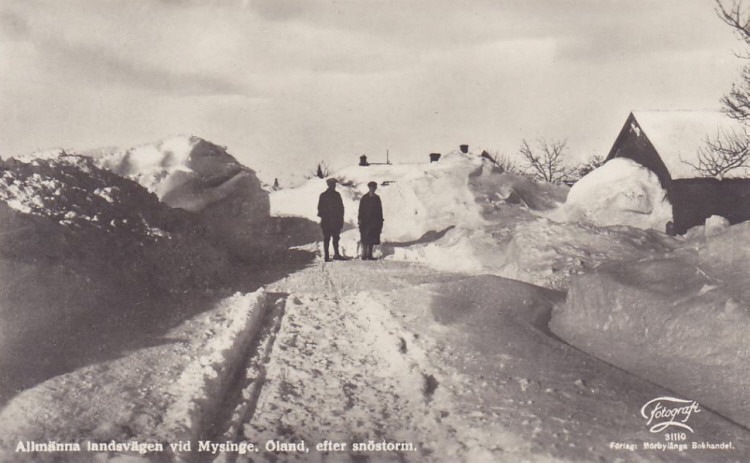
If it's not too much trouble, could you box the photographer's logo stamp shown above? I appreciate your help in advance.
[609,396,736,453]
[640,396,701,433]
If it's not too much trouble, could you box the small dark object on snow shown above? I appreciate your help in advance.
[398,337,407,354]
[460,144,469,154]
[423,373,439,399]
[429,152,441,162]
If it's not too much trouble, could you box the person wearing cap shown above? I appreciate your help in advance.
[358,181,383,260]
[317,178,345,262]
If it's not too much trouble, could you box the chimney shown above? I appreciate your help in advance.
[460,144,469,153]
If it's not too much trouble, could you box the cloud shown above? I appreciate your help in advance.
[0,0,741,179]
[248,0,313,21]
[0,9,30,41]
[40,39,249,96]
[1,1,251,96]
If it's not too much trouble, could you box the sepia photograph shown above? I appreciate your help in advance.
[1,0,749,462]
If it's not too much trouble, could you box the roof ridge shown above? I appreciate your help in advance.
[632,109,723,113]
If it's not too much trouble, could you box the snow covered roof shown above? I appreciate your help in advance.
[631,110,749,179]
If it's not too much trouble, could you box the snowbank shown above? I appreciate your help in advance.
[0,154,193,344]
[468,168,569,214]
[89,136,274,261]
[0,152,170,236]
[0,153,237,406]
[159,290,267,443]
[91,136,265,213]
[0,289,269,462]
[271,151,486,244]
[389,217,679,290]
[560,158,672,231]
[550,222,750,428]
[697,220,750,284]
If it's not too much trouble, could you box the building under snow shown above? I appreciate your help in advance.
[606,110,750,234]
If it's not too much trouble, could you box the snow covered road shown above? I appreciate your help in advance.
[210,260,750,463]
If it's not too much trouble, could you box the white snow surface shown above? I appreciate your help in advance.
[630,110,749,179]
[273,153,678,289]
[388,217,678,290]
[271,151,487,243]
[4,138,750,462]
[88,136,270,218]
[159,290,267,442]
[93,136,197,198]
[560,157,673,231]
[0,289,269,462]
[551,221,750,429]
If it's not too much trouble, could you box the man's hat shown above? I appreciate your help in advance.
[326,178,337,185]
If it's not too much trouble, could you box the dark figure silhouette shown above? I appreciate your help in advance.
[317,178,345,262]
[358,181,383,260]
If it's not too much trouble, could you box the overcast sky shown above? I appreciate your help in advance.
[0,0,744,184]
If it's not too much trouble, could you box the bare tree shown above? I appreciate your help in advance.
[687,128,750,177]
[480,150,522,174]
[309,161,331,179]
[575,154,605,179]
[519,138,570,183]
[700,1,750,176]
[717,1,750,121]
[716,0,750,49]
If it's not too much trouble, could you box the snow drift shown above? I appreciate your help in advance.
[91,136,267,215]
[272,151,487,244]
[272,152,682,290]
[389,217,679,290]
[91,136,272,260]
[271,152,573,263]
[0,151,237,401]
[550,221,750,428]
[561,157,672,231]
[468,167,569,215]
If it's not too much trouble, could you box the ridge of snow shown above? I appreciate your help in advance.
[551,223,750,428]
[159,289,268,442]
[271,152,487,243]
[0,154,169,238]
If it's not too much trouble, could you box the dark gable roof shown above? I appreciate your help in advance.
[609,110,748,179]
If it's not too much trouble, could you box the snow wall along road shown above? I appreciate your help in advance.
[270,151,489,256]
[91,136,272,261]
[550,221,750,429]
[0,141,276,401]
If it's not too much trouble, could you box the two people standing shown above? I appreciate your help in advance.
[317,178,383,261]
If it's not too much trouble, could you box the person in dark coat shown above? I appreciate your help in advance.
[317,178,345,262]
[358,181,383,260]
